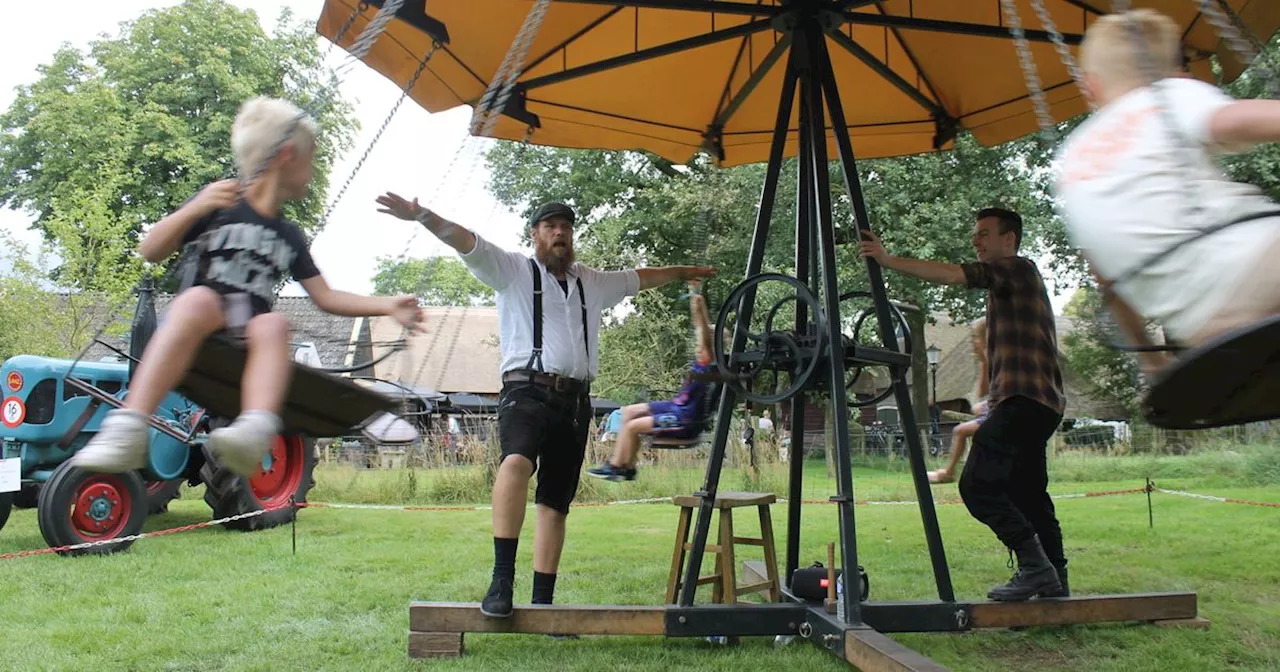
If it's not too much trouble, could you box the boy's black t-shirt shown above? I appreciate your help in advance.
[181,198,320,315]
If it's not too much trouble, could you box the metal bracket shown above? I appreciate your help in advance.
[932,116,960,150]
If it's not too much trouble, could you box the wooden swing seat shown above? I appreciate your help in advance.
[174,335,397,438]
[647,432,708,449]
[1143,314,1280,430]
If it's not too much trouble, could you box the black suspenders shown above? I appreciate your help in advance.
[524,258,589,376]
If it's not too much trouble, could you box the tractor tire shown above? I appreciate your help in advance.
[144,478,184,515]
[14,484,40,509]
[0,491,11,533]
[199,434,315,532]
[36,461,149,557]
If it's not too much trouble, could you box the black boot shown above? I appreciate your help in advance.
[1038,563,1069,598]
[987,535,1062,602]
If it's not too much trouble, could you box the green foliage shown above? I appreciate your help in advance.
[0,0,357,288]
[371,256,494,306]
[1060,285,1143,414]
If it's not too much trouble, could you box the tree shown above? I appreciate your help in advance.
[371,256,495,306]
[1060,285,1143,414]
[0,0,358,289]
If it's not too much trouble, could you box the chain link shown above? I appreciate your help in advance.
[999,0,1056,137]
[1029,0,1083,87]
[1194,0,1279,99]
[470,0,552,138]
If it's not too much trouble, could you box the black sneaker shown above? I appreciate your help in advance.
[481,577,514,618]
[586,462,636,482]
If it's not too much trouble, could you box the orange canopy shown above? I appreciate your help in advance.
[316,1,1280,167]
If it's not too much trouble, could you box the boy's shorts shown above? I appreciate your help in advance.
[647,400,701,439]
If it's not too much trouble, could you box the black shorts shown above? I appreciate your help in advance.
[496,381,592,515]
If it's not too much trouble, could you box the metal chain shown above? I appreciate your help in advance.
[320,41,441,225]
[347,0,407,62]
[1194,0,1279,99]
[470,0,552,137]
[999,0,1056,137]
[1029,0,1084,87]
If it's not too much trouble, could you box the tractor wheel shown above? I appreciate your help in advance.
[36,462,148,556]
[0,491,12,533]
[14,484,40,509]
[200,434,316,532]
[144,478,184,515]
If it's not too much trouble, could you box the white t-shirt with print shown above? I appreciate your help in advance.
[1055,77,1279,341]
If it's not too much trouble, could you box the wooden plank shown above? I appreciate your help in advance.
[968,593,1197,629]
[1153,617,1212,630]
[844,628,953,672]
[409,602,666,636]
[407,632,463,658]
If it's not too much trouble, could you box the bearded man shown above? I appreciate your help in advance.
[375,194,715,620]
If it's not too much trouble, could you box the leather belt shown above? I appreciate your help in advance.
[503,369,589,395]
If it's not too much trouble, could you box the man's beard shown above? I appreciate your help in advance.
[536,242,575,276]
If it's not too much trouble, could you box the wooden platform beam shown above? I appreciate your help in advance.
[845,628,953,672]
[967,592,1197,629]
[409,602,665,637]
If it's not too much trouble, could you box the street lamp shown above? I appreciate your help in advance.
[926,344,942,407]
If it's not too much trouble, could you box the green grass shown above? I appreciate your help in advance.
[2,457,1279,671]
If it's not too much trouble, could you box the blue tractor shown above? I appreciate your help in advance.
[0,282,321,556]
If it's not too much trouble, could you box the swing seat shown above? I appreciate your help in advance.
[1143,315,1280,430]
[647,433,708,449]
[174,335,397,438]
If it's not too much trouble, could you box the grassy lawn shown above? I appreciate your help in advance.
[2,459,1278,671]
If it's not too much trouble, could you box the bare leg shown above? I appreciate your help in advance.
[533,504,567,574]
[240,312,292,414]
[123,287,225,414]
[492,455,534,538]
[931,420,977,484]
[613,416,656,469]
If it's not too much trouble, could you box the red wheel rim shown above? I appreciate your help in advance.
[145,480,169,496]
[70,475,133,539]
[248,435,305,508]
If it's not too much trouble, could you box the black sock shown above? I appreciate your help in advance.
[532,571,557,604]
[493,537,518,583]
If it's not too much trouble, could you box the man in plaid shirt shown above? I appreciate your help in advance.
[860,207,1068,602]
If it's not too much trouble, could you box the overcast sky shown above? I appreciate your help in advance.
[1,0,1074,313]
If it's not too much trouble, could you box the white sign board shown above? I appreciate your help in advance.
[0,457,20,494]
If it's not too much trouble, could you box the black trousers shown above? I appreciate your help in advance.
[958,395,1066,566]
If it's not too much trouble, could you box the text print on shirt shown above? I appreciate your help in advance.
[202,221,299,302]
[1058,104,1156,189]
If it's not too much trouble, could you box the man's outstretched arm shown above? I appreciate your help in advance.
[858,230,966,285]
[376,191,476,254]
[636,265,717,291]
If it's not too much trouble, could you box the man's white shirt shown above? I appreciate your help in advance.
[460,233,640,380]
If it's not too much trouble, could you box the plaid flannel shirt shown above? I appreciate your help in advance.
[961,256,1066,416]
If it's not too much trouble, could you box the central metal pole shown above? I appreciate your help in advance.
[799,22,863,625]
[785,78,814,585]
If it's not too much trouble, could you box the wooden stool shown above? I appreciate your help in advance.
[665,491,781,605]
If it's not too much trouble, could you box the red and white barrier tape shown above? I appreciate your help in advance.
[2,487,1273,561]
[1157,488,1280,509]
[0,505,285,560]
